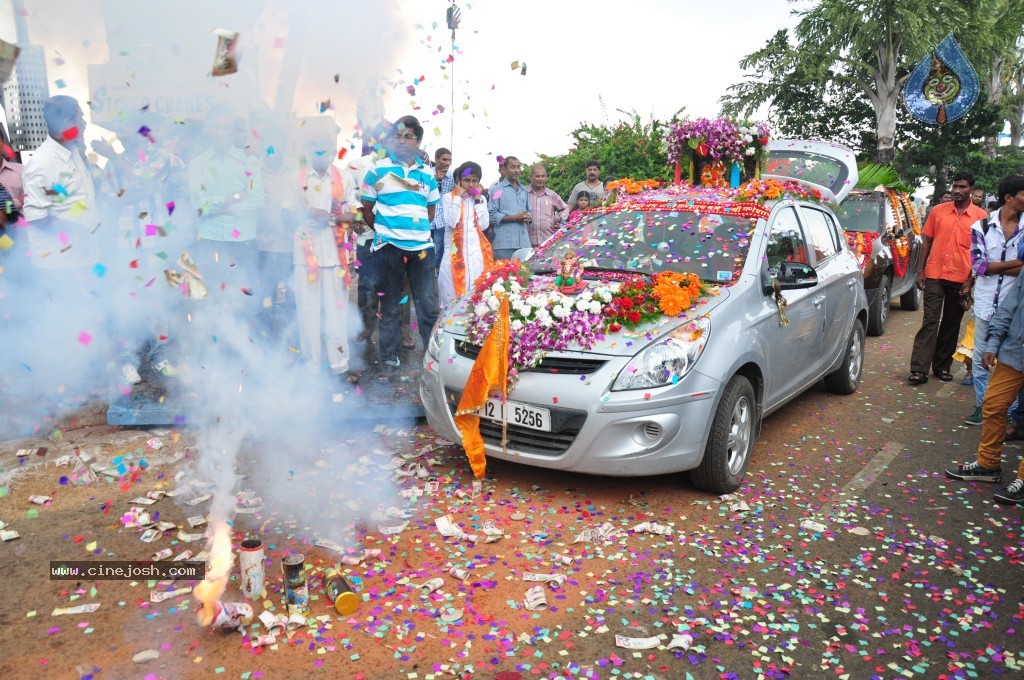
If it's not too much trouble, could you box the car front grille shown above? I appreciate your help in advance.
[445,388,586,457]
[453,341,607,375]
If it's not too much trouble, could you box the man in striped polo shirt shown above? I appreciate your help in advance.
[360,116,440,380]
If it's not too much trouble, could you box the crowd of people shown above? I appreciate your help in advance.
[906,171,1024,505]
[0,96,607,395]
[6,95,1024,505]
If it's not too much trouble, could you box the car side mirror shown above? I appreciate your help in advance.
[511,247,534,262]
[774,261,818,290]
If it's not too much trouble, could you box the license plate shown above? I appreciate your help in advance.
[478,398,551,432]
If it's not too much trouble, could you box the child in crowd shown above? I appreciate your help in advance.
[954,316,974,385]
[437,161,492,307]
[568,191,592,223]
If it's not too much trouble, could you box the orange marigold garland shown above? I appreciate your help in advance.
[891,234,911,278]
[900,193,922,235]
[737,178,823,204]
[606,177,661,196]
[845,231,872,268]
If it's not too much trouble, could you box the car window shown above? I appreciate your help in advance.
[765,207,809,275]
[800,207,840,262]
[837,195,884,233]
[894,195,912,235]
[764,150,850,197]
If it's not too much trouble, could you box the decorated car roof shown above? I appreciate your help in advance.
[581,179,827,221]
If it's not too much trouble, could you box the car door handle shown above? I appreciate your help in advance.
[812,295,826,306]
[847,279,856,287]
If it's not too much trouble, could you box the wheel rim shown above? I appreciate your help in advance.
[879,286,889,327]
[848,328,863,383]
[726,396,753,476]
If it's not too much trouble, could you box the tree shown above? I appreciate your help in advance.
[537,112,672,200]
[896,95,1004,199]
[958,0,1024,153]
[724,0,964,163]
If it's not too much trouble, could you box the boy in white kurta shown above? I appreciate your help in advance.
[294,134,359,377]
[438,161,493,307]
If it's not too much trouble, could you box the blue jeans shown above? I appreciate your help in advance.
[356,240,381,339]
[375,244,437,365]
[973,316,990,408]
[432,228,445,271]
[256,250,295,342]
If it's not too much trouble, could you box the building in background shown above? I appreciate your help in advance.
[1,1,49,158]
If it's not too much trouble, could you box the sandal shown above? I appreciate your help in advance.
[345,371,362,384]
[934,371,954,382]
[377,364,399,383]
[401,337,417,349]
[908,372,929,385]
[960,374,974,385]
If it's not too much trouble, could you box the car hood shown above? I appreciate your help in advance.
[441,277,732,357]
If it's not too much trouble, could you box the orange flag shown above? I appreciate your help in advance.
[454,293,510,479]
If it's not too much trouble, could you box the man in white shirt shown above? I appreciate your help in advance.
[22,96,100,269]
[19,95,107,392]
[566,160,607,208]
[294,131,361,379]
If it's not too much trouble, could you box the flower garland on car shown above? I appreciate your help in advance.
[845,231,873,268]
[605,177,661,198]
[884,190,913,277]
[891,234,911,277]
[665,118,770,166]
[467,261,613,388]
[899,193,922,235]
[466,261,714,385]
[665,118,770,185]
[737,178,823,204]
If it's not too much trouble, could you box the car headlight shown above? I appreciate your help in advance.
[612,317,710,391]
[426,320,445,360]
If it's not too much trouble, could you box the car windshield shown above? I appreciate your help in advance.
[837,195,884,234]
[765,151,850,197]
[530,208,757,283]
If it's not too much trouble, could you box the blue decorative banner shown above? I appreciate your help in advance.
[903,34,980,125]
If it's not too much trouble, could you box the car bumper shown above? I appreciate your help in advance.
[420,345,724,476]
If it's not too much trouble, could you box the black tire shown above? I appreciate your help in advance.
[866,275,889,336]
[900,284,922,311]
[825,319,865,394]
[690,375,756,494]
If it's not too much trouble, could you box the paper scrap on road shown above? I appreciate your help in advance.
[615,634,661,649]
[52,604,101,616]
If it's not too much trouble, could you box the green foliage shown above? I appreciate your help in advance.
[723,0,1023,169]
[538,112,673,200]
[856,163,914,194]
[895,96,1006,194]
[902,146,1024,199]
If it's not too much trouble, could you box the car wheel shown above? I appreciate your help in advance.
[690,375,755,494]
[866,275,889,336]
[825,318,865,395]
[900,284,922,311]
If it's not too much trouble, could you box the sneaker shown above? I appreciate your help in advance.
[965,407,983,426]
[945,461,1002,483]
[121,364,142,385]
[994,478,1024,505]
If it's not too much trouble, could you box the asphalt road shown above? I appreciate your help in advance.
[0,301,1022,679]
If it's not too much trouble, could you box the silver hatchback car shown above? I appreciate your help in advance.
[421,142,867,493]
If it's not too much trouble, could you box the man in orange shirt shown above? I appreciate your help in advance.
[909,173,990,385]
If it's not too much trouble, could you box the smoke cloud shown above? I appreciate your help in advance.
[0,0,422,618]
